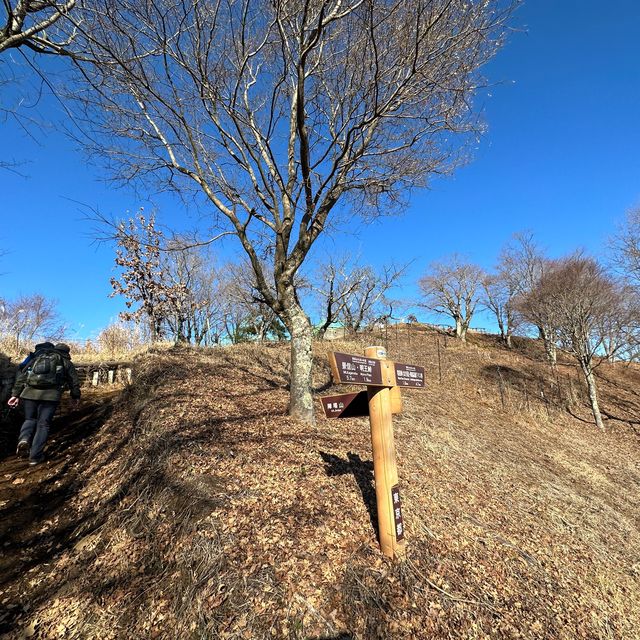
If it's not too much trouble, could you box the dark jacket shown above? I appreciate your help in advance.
[12,349,81,403]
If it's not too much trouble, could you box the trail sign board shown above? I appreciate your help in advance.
[324,347,425,560]
[391,485,405,541]
[330,352,384,385]
[320,389,402,418]
[330,351,425,388]
[320,391,369,419]
[394,363,425,388]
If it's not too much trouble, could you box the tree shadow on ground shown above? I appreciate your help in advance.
[319,451,378,539]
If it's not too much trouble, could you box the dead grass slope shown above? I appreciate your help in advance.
[1,329,639,639]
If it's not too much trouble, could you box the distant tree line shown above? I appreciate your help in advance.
[418,213,640,430]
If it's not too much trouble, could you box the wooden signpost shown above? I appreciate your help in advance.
[322,346,425,559]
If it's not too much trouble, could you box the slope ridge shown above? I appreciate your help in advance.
[0,331,638,639]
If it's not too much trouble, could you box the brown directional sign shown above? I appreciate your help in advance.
[320,390,403,418]
[394,363,425,388]
[330,351,425,388]
[330,352,385,386]
[320,391,370,418]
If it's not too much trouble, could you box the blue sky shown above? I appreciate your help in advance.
[1,0,640,339]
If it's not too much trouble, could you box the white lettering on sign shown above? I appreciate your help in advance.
[333,352,383,385]
[391,485,405,541]
[394,363,425,388]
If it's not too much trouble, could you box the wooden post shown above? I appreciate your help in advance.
[108,370,115,385]
[92,371,99,387]
[390,385,403,415]
[365,346,406,559]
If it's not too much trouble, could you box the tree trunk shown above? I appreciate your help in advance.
[505,333,512,349]
[538,325,557,365]
[580,359,604,430]
[544,337,557,365]
[455,317,465,341]
[283,301,315,425]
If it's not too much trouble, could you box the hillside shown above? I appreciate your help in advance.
[0,327,639,639]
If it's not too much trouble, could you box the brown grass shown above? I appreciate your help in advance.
[0,329,638,639]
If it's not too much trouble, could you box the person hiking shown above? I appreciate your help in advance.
[17,341,55,371]
[7,342,81,465]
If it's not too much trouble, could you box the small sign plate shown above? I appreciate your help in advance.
[394,363,425,388]
[320,391,369,419]
[332,352,384,386]
[391,485,405,541]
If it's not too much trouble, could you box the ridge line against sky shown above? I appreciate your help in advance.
[1,0,639,340]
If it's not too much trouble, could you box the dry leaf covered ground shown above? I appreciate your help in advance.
[0,327,639,639]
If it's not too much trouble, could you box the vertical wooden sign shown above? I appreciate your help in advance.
[324,347,424,560]
[364,346,406,559]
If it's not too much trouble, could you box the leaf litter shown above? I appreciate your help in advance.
[0,330,638,639]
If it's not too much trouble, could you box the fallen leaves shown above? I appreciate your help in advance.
[0,336,639,639]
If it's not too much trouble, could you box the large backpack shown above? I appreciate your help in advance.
[26,350,65,389]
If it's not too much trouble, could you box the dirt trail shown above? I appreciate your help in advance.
[0,394,116,635]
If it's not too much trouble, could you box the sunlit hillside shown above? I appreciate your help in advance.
[1,326,639,639]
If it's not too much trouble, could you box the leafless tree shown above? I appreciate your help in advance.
[419,255,484,342]
[611,207,640,287]
[312,256,406,338]
[69,0,515,423]
[0,293,64,353]
[482,272,519,347]
[162,237,229,346]
[500,232,557,363]
[595,283,640,363]
[521,257,627,430]
[311,256,359,339]
[0,0,76,54]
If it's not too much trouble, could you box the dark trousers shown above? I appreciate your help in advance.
[18,399,58,461]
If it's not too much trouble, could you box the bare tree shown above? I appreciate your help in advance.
[611,207,640,287]
[162,238,228,346]
[1,0,76,54]
[500,232,557,363]
[0,293,64,353]
[312,256,406,338]
[419,255,484,342]
[482,272,518,347]
[70,0,514,423]
[218,262,287,344]
[310,256,360,339]
[521,257,627,430]
[595,283,640,363]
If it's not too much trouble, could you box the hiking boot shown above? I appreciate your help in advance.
[29,456,44,466]
[16,441,29,458]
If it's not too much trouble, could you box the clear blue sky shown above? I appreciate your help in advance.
[1,0,640,339]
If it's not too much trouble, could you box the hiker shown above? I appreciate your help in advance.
[7,342,81,466]
[17,341,55,371]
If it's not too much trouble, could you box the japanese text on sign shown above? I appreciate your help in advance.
[394,363,425,388]
[391,485,405,541]
[320,392,369,419]
[333,352,383,385]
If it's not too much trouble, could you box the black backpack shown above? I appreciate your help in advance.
[26,350,65,389]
